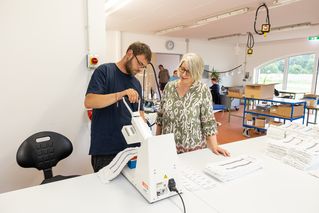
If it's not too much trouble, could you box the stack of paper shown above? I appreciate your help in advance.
[204,155,262,182]
[267,125,286,139]
[266,136,304,160]
[283,140,319,170]
[266,123,319,171]
[267,123,319,141]
[281,123,319,138]
[302,126,319,138]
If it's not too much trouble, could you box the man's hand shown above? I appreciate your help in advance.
[124,88,139,103]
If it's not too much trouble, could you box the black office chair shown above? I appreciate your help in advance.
[16,131,79,184]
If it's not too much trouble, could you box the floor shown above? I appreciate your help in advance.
[214,105,319,145]
[214,107,261,145]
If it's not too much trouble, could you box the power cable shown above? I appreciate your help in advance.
[168,178,186,213]
[149,63,162,100]
[254,3,271,35]
[246,32,255,55]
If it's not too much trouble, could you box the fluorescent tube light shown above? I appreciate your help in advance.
[187,23,206,29]
[207,22,314,41]
[155,26,185,35]
[273,0,302,5]
[196,7,249,25]
[155,7,249,34]
[208,33,242,41]
[271,22,311,32]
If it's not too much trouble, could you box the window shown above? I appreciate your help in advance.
[287,54,315,92]
[257,59,284,90]
[256,53,317,93]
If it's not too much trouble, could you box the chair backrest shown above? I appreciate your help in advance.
[16,131,73,178]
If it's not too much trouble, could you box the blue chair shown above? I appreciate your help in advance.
[213,104,226,111]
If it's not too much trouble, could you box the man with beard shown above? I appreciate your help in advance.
[85,42,152,172]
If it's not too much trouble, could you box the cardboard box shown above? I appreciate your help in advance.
[246,120,254,126]
[269,121,283,126]
[303,93,319,99]
[270,104,304,118]
[255,117,266,128]
[245,114,253,121]
[306,99,317,107]
[303,94,318,107]
[228,87,244,98]
[245,114,254,125]
[244,84,276,99]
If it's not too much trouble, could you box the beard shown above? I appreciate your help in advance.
[125,58,138,76]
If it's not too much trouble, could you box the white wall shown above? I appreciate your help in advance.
[121,32,188,55]
[156,54,181,75]
[107,32,238,87]
[235,38,319,87]
[187,39,239,86]
[0,0,106,193]
[106,31,122,62]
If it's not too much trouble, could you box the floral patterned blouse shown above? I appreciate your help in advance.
[156,80,217,153]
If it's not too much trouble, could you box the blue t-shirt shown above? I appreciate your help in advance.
[169,76,179,82]
[86,63,143,155]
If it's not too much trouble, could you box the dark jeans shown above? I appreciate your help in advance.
[91,154,117,173]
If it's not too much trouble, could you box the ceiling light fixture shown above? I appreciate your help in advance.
[196,7,249,26]
[156,7,249,34]
[271,22,311,32]
[155,26,185,35]
[187,23,206,29]
[273,0,302,6]
[207,22,317,41]
[208,33,243,41]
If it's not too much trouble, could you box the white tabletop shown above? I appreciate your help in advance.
[1,136,318,213]
[179,137,319,213]
[0,166,213,213]
[278,90,305,94]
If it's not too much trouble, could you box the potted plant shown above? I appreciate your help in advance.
[210,69,221,82]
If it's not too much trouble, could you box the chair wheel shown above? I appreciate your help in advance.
[242,128,251,137]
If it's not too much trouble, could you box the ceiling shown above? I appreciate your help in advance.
[105,0,319,43]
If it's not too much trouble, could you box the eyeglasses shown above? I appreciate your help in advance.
[178,66,191,76]
[134,55,147,69]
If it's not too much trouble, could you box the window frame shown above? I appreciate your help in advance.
[255,52,318,93]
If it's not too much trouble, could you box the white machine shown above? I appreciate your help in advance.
[121,98,182,203]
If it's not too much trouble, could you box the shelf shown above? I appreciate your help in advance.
[243,124,267,131]
[244,110,304,120]
[242,97,306,136]
[244,97,306,104]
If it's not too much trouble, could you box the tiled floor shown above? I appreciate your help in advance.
[214,107,261,145]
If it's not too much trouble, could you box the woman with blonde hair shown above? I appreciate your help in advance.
[156,53,230,156]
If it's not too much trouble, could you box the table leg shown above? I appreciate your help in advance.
[307,108,310,126]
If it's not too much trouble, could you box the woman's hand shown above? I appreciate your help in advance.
[207,135,230,157]
[210,145,230,157]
